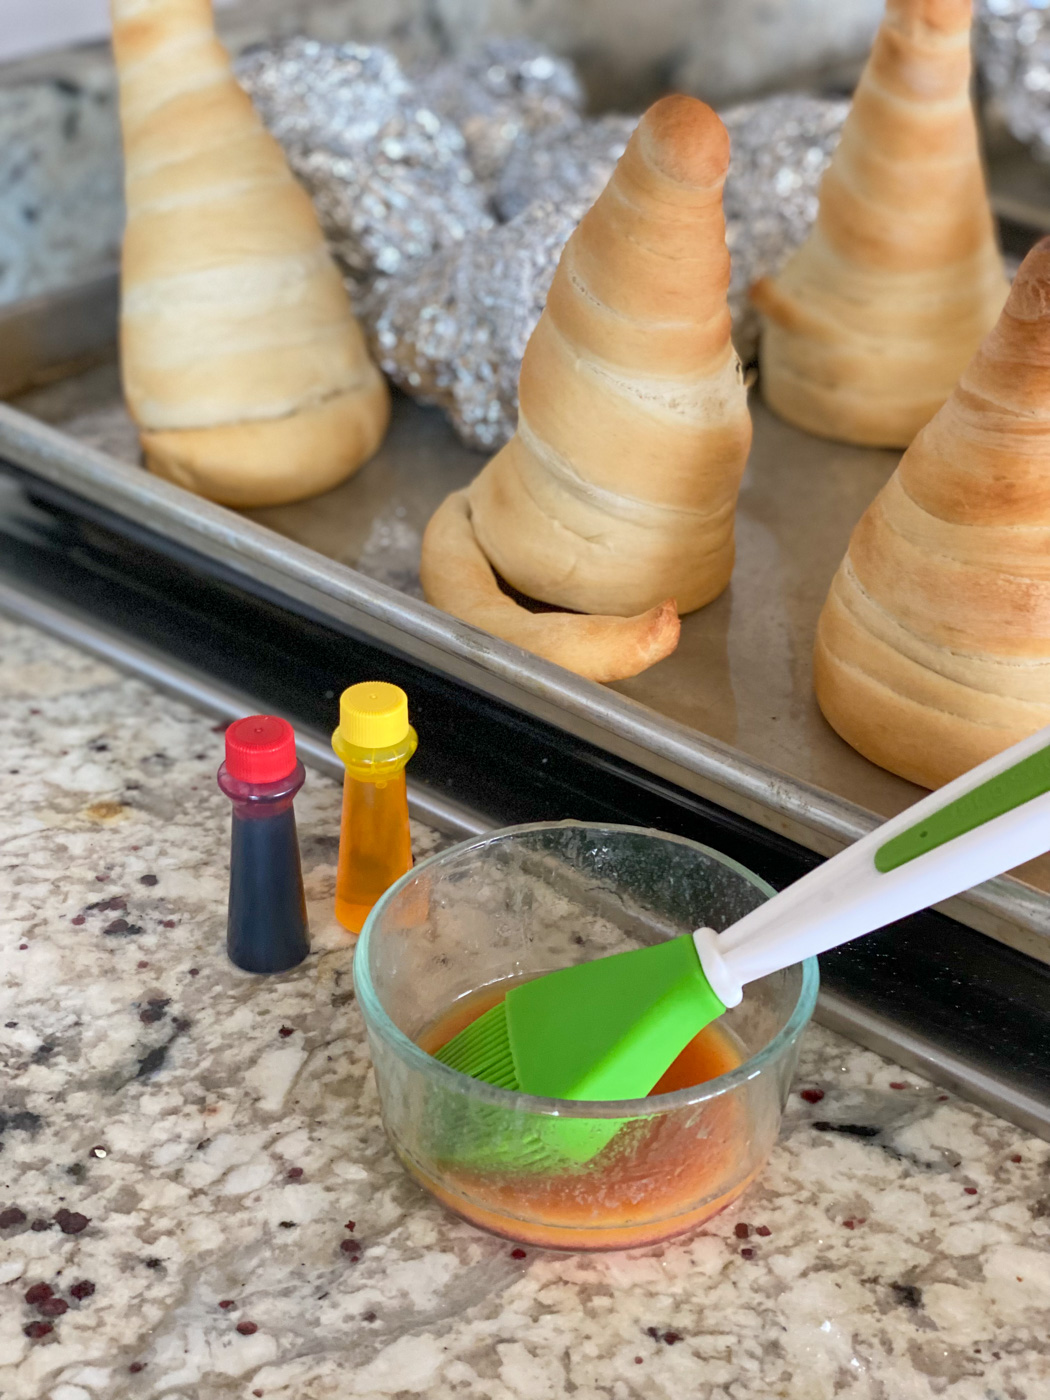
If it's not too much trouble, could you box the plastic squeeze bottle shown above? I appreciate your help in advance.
[217,715,310,973]
[332,682,417,933]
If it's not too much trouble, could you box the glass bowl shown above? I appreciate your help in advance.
[355,821,818,1251]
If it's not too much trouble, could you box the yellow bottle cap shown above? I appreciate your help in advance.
[336,681,410,751]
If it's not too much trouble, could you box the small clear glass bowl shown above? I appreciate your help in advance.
[355,821,818,1251]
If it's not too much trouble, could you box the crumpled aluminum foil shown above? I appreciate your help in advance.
[721,94,848,361]
[362,200,585,450]
[236,39,491,282]
[976,0,1050,164]
[236,36,848,446]
[364,93,846,445]
[494,113,640,220]
[412,38,584,187]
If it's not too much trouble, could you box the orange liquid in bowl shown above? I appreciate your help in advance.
[413,984,758,1251]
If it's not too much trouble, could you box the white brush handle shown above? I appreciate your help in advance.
[694,725,1050,1006]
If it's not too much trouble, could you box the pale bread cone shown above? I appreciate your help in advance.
[814,236,1050,789]
[111,0,389,507]
[752,0,1008,449]
[421,96,750,682]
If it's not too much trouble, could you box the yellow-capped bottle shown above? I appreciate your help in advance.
[332,682,417,933]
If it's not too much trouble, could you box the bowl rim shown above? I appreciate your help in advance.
[354,819,820,1119]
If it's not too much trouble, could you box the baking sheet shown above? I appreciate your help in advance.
[7,342,1050,961]
[15,359,909,814]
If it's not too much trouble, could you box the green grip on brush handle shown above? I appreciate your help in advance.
[875,743,1050,874]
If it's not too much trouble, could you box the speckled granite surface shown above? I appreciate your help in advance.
[2,613,1050,1400]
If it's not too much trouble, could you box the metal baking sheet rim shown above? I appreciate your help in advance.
[1,399,1048,957]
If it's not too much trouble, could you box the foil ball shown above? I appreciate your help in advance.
[413,37,584,186]
[362,200,584,451]
[494,113,640,220]
[721,93,848,361]
[234,35,848,445]
[236,38,491,282]
[976,0,1050,163]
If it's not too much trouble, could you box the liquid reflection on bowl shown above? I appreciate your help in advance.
[355,821,819,1251]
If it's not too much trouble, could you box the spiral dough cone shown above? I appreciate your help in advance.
[814,237,1050,789]
[421,95,751,682]
[111,0,389,507]
[751,0,1009,450]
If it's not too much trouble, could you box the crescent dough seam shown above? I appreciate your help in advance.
[823,165,982,226]
[955,382,1050,419]
[121,247,337,312]
[129,173,296,215]
[545,313,741,422]
[882,19,972,50]
[840,557,1050,670]
[823,649,1036,728]
[122,68,228,121]
[859,75,971,116]
[818,644,1042,729]
[129,317,370,373]
[613,227,726,268]
[608,174,725,213]
[119,34,215,85]
[517,413,735,527]
[893,475,1050,538]
[565,267,704,334]
[137,369,381,432]
[127,130,265,182]
[759,358,942,404]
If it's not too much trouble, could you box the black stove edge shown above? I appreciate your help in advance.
[3,459,1050,1139]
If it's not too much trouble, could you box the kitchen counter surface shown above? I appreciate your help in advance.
[2,612,1049,1400]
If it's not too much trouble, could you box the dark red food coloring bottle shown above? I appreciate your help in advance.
[217,716,310,974]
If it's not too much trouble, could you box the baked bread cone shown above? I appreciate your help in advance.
[110,0,389,507]
[814,236,1050,789]
[421,95,750,681]
[751,0,1008,449]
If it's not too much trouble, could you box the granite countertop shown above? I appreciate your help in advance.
[2,612,1050,1400]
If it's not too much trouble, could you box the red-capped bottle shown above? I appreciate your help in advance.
[217,715,310,974]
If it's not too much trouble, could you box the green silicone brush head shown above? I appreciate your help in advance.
[434,1003,519,1089]
[431,932,727,1169]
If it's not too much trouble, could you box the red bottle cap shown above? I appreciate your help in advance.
[224,715,297,784]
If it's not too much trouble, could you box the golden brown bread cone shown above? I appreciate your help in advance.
[751,0,1008,449]
[421,96,750,681]
[111,0,389,507]
[814,236,1050,789]
[420,492,681,682]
